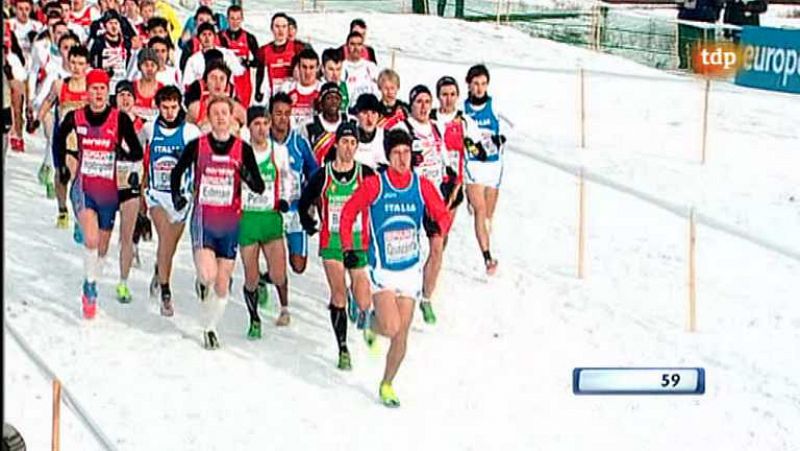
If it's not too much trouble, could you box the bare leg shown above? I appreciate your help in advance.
[466,184,490,253]
[373,292,416,385]
[150,207,185,285]
[264,239,288,307]
[422,235,444,299]
[349,268,372,311]
[323,259,348,308]
[118,198,138,282]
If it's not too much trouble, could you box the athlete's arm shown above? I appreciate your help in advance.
[298,136,319,181]
[240,142,265,194]
[54,110,77,174]
[339,175,381,250]
[297,167,325,230]
[254,47,265,100]
[419,177,452,236]
[117,112,144,161]
[36,79,60,123]
[246,32,260,64]
[170,138,197,196]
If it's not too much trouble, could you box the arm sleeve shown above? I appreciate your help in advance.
[171,138,197,196]
[340,175,380,250]
[55,111,77,167]
[254,47,265,97]
[420,177,452,235]
[247,33,260,62]
[117,112,144,161]
[298,168,325,225]
[240,142,265,194]
[89,40,103,68]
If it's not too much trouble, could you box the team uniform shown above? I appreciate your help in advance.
[273,130,318,258]
[340,169,452,299]
[354,127,387,169]
[430,108,482,188]
[144,118,200,223]
[279,80,320,129]
[463,96,504,188]
[378,100,409,130]
[220,28,260,108]
[131,80,163,123]
[256,40,305,100]
[304,113,350,165]
[53,78,89,170]
[238,140,287,247]
[89,34,132,93]
[341,59,379,110]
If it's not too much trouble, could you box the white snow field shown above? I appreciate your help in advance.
[5,7,800,451]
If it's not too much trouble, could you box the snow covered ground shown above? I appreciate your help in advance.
[5,8,800,451]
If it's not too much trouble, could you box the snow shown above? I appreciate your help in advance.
[5,7,800,451]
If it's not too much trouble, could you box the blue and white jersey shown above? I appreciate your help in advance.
[464,96,502,163]
[145,120,200,193]
[368,171,425,271]
[273,129,318,233]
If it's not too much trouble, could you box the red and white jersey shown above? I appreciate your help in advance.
[430,109,481,185]
[70,5,101,28]
[182,47,244,88]
[393,117,450,187]
[132,79,163,123]
[154,66,182,87]
[8,18,44,58]
[257,40,304,95]
[279,80,321,129]
[341,59,379,110]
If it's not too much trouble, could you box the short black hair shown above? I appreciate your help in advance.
[147,35,173,49]
[271,12,289,25]
[227,5,242,15]
[195,5,213,19]
[297,47,318,64]
[155,85,183,105]
[146,17,169,32]
[68,45,89,60]
[321,47,342,65]
[466,64,490,83]
[203,60,231,81]
[346,31,363,43]
[269,92,292,113]
[350,18,366,30]
[57,32,79,47]
[196,22,216,36]
[287,16,297,27]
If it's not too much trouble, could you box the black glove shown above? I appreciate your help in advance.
[26,118,40,134]
[343,250,359,269]
[58,165,71,185]
[491,134,507,148]
[254,92,264,103]
[278,199,290,213]
[127,171,140,190]
[300,214,318,236]
[132,212,153,244]
[465,138,487,162]
[172,192,188,211]
[411,151,424,167]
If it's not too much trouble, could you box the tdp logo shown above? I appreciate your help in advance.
[692,42,744,78]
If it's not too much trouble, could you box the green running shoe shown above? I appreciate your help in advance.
[37,163,52,185]
[420,301,437,325]
[379,382,400,408]
[247,320,262,340]
[337,349,352,371]
[116,282,132,304]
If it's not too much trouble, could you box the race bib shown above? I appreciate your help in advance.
[283,210,303,233]
[282,172,300,201]
[116,161,141,189]
[328,198,361,234]
[152,159,175,191]
[384,229,418,264]
[198,173,234,206]
[481,132,499,157]
[242,181,275,212]
[418,164,443,185]
[81,150,114,179]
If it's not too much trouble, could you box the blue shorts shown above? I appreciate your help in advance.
[286,231,308,258]
[52,110,63,169]
[70,182,118,231]
[191,218,239,260]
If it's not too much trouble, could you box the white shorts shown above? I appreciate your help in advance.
[146,189,191,224]
[369,263,423,300]
[465,159,503,189]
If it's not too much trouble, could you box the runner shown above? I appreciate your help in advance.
[321,47,347,113]
[88,10,132,95]
[111,80,145,303]
[130,48,163,123]
[339,128,452,407]
[254,12,306,103]
[377,69,408,129]
[350,93,386,168]
[219,5,261,109]
[303,82,349,165]
[169,95,265,349]
[393,85,456,325]
[54,68,144,319]
[145,36,181,87]
[35,44,89,230]
[141,85,200,315]
[181,22,244,89]
[186,60,246,133]
[298,121,375,370]
[463,64,504,275]
[239,106,291,337]
[279,47,320,128]
[338,19,377,64]
[267,92,317,291]
[340,31,379,110]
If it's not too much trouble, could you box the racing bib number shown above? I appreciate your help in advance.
[81,150,114,179]
[242,181,275,212]
[116,161,140,189]
[481,132,499,157]
[152,160,175,192]
[198,173,234,206]
[328,197,361,233]
[384,229,418,264]
[283,210,303,233]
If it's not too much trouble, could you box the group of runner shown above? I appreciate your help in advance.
[2,0,507,408]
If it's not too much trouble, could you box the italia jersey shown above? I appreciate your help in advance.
[145,121,198,194]
[464,97,502,163]
[368,170,425,271]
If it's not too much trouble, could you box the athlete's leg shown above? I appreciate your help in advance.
[241,244,260,291]
[348,268,371,311]
[466,184,490,253]
[422,235,444,299]
[286,232,308,274]
[214,257,235,299]
[263,239,289,307]
[151,207,185,285]
[41,111,55,167]
[194,248,219,289]
[374,293,416,385]
[10,80,24,140]
[484,186,499,225]
[323,259,348,308]
[118,198,138,283]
